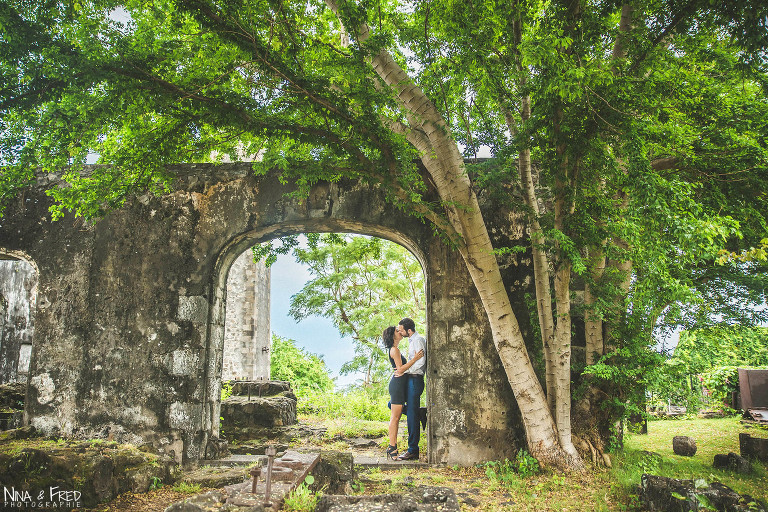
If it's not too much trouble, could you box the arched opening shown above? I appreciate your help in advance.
[205,223,429,459]
[0,252,38,430]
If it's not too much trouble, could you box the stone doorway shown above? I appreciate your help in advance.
[214,233,429,460]
[205,230,430,444]
[0,255,37,387]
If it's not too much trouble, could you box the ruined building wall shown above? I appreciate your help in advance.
[0,164,535,465]
[0,260,36,384]
[222,252,271,381]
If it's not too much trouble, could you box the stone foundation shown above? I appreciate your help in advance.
[221,380,297,440]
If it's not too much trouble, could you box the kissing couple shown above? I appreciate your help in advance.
[382,317,426,461]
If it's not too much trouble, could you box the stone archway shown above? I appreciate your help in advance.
[0,164,533,465]
[206,225,431,446]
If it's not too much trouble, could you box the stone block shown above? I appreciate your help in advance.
[315,486,460,512]
[169,402,203,430]
[308,450,356,495]
[639,474,766,512]
[180,466,250,488]
[672,436,697,456]
[221,395,297,429]
[229,380,292,397]
[171,349,200,376]
[740,432,768,462]
[713,452,752,474]
[0,382,25,408]
[177,296,209,324]
[165,489,267,512]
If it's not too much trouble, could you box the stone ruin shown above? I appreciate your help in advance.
[0,163,581,465]
[221,380,298,441]
[639,474,766,512]
[0,259,36,386]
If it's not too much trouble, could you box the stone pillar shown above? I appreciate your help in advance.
[0,259,37,384]
[222,251,271,381]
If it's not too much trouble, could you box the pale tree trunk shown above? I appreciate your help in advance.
[325,0,583,471]
[584,245,606,365]
[606,236,633,351]
[552,151,578,458]
[513,102,557,414]
[591,3,634,358]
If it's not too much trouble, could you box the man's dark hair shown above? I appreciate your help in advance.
[399,317,416,333]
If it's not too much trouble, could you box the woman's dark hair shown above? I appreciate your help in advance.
[382,326,396,349]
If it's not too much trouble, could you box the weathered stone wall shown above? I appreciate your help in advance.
[0,259,37,384]
[0,163,538,465]
[222,251,270,381]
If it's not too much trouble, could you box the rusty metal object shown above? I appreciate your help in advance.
[746,408,768,424]
[250,466,260,494]
[264,445,277,504]
[738,369,768,410]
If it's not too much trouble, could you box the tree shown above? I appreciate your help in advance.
[270,334,335,396]
[2,0,767,470]
[284,233,425,389]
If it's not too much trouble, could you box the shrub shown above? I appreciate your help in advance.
[270,334,334,397]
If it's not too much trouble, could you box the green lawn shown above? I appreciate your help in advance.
[616,417,768,501]
[299,414,768,510]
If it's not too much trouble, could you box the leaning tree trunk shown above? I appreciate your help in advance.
[323,1,583,471]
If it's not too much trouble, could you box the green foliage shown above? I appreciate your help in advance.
[3,0,768,465]
[270,334,334,397]
[220,381,233,401]
[674,326,768,374]
[149,476,163,491]
[514,449,541,478]
[283,481,320,512]
[172,481,202,494]
[647,326,768,412]
[258,234,425,389]
[484,450,540,488]
[298,387,390,422]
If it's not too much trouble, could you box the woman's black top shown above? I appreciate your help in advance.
[389,353,407,368]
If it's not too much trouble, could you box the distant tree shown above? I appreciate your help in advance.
[270,333,335,396]
[647,326,768,412]
[279,234,425,390]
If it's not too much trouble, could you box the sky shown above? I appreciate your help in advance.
[267,252,358,389]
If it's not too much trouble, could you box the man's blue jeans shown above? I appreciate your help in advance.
[405,374,424,455]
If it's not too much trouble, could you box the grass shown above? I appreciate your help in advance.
[617,417,768,500]
[347,416,767,511]
[170,481,202,494]
[32,415,765,511]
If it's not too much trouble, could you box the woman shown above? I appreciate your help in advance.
[383,325,424,459]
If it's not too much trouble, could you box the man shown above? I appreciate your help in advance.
[395,317,426,460]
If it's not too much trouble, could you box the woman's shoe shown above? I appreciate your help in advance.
[386,445,399,460]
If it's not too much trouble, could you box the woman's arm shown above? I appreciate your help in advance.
[390,346,406,373]
[394,348,424,376]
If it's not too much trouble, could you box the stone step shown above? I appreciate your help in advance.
[353,455,429,468]
[201,454,265,467]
